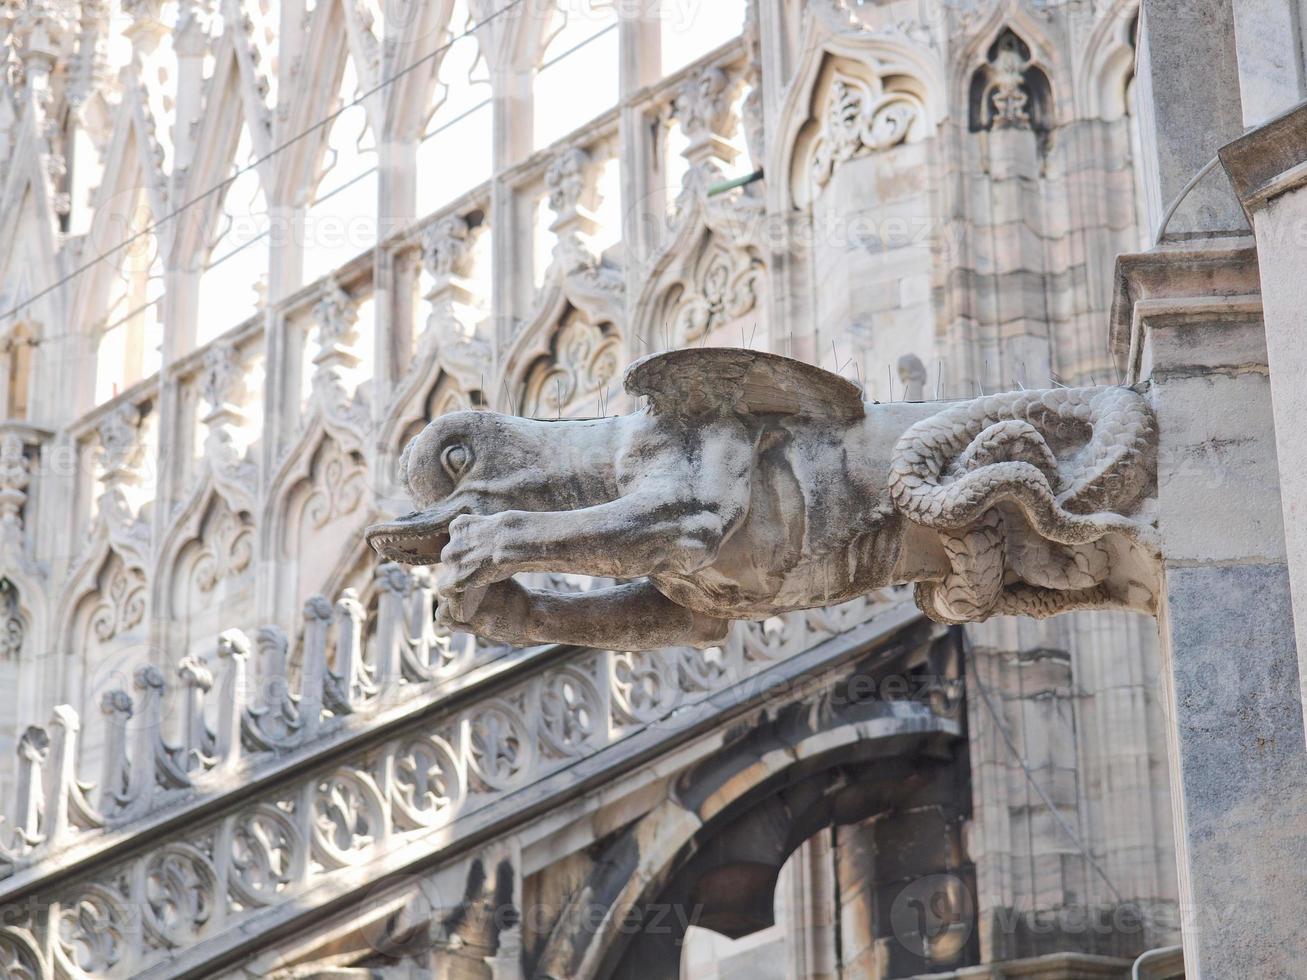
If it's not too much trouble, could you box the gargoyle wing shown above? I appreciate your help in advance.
[623,347,865,420]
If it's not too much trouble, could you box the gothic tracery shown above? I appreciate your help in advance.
[0,2,1200,978]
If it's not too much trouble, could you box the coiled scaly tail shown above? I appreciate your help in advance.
[887,386,1157,623]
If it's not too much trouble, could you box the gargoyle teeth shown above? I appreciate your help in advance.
[365,512,452,565]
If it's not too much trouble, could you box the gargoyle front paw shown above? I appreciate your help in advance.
[436,513,514,598]
[436,579,530,646]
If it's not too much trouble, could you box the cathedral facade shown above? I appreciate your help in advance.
[0,0,1202,976]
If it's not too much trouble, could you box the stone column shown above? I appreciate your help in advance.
[1231,0,1307,126]
[1112,238,1307,978]
[1219,102,1307,732]
[618,0,659,303]
[1133,0,1247,240]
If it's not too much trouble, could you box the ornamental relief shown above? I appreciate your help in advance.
[302,439,367,531]
[141,844,218,949]
[196,341,260,513]
[52,884,131,980]
[810,68,922,189]
[467,699,531,791]
[190,498,254,596]
[306,279,371,451]
[310,769,386,868]
[611,649,679,725]
[537,665,602,758]
[0,928,46,980]
[225,805,302,909]
[391,734,463,830]
[787,56,931,208]
[0,579,23,660]
[88,553,146,644]
[521,313,622,419]
[666,237,763,345]
[0,433,31,534]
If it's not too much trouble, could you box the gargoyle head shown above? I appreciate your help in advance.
[366,411,559,565]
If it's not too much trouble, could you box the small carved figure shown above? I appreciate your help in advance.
[368,349,1158,650]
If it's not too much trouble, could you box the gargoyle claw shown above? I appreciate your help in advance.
[436,584,488,629]
[438,513,510,593]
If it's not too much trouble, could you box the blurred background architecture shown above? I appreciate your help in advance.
[3,0,1302,976]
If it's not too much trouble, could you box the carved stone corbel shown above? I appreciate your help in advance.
[541,146,624,325]
[198,340,258,513]
[94,403,152,568]
[0,431,31,537]
[421,214,491,393]
[309,277,371,449]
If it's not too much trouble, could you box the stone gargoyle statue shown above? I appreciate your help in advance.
[367,349,1159,651]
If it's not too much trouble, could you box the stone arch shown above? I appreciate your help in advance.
[950,3,1064,131]
[170,28,269,267]
[58,541,149,667]
[268,0,382,208]
[262,427,369,624]
[534,690,971,978]
[500,274,624,418]
[0,559,43,662]
[171,23,279,349]
[381,0,461,142]
[773,31,945,211]
[1077,0,1141,122]
[967,28,1055,148]
[627,192,767,359]
[519,308,622,419]
[160,489,256,658]
[0,519,49,721]
[58,544,151,775]
[68,82,170,335]
[70,83,171,405]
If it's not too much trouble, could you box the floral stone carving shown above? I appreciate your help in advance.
[368,349,1158,649]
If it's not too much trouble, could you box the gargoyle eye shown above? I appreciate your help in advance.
[441,444,472,479]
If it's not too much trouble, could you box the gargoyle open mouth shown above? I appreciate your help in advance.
[365,510,452,566]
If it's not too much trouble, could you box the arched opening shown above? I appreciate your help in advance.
[968,29,1054,151]
[416,0,494,216]
[530,626,977,980]
[533,0,620,151]
[96,191,164,404]
[520,308,622,419]
[302,58,379,284]
[196,126,272,346]
[660,0,747,76]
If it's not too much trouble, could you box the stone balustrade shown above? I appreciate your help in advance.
[0,563,914,979]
